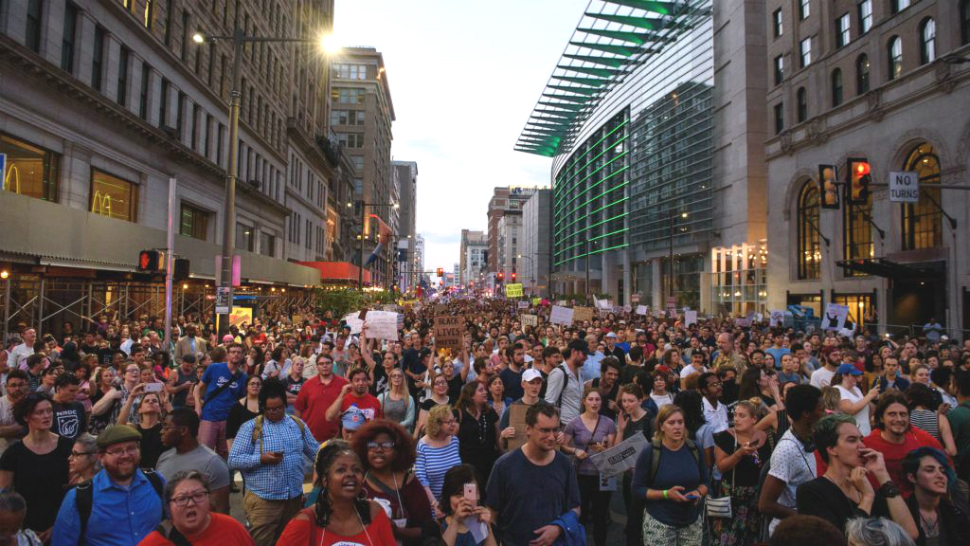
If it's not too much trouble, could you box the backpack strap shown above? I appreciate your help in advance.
[649,438,703,485]
[75,481,94,546]
[155,521,193,546]
[252,415,306,455]
[555,365,570,408]
[142,469,166,522]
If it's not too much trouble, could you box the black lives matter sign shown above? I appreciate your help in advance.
[434,315,465,352]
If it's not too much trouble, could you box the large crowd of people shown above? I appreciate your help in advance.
[0,297,968,546]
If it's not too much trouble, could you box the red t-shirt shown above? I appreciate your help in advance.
[863,427,947,496]
[138,513,254,545]
[276,507,397,546]
[295,374,349,442]
[341,392,384,422]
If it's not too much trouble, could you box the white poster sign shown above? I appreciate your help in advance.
[589,433,650,478]
[684,310,698,327]
[341,313,363,335]
[520,314,539,327]
[888,171,919,203]
[550,305,574,326]
[823,303,850,331]
[366,310,400,340]
[518,301,529,309]
[769,310,786,328]
[636,305,648,316]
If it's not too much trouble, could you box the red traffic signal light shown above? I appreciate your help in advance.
[436,267,444,277]
[497,272,504,283]
[848,158,871,204]
[138,250,164,271]
[511,272,517,281]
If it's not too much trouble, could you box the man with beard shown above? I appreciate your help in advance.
[325,367,383,423]
[0,371,29,456]
[156,408,230,514]
[52,425,165,544]
[174,324,207,366]
[810,346,842,389]
[294,353,347,443]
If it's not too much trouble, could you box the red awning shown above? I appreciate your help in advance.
[298,262,372,285]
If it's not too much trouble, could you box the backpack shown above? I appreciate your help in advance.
[251,414,307,454]
[75,469,164,545]
[644,437,703,486]
[553,364,571,409]
[153,521,192,546]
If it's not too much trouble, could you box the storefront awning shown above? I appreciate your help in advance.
[836,258,940,279]
[298,261,372,285]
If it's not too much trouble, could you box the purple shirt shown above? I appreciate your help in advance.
[564,415,616,475]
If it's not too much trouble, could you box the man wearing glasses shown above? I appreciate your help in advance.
[699,372,729,433]
[229,380,319,546]
[52,425,165,545]
[0,370,29,456]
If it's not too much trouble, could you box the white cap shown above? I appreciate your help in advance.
[522,369,543,382]
[606,332,618,339]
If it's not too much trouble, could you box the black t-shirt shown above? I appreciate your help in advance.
[420,397,451,412]
[0,436,73,532]
[370,365,389,396]
[796,477,890,533]
[282,375,306,397]
[138,422,164,469]
[591,378,619,420]
[712,431,771,487]
[538,370,550,399]
[51,401,87,441]
[447,375,464,401]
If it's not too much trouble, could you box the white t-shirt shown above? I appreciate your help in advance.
[768,429,818,535]
[702,396,729,433]
[836,385,871,435]
[810,367,836,389]
[650,392,674,410]
[679,364,708,380]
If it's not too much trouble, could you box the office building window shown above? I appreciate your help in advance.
[26,0,43,53]
[117,47,130,106]
[773,9,783,38]
[260,232,275,257]
[144,0,154,29]
[236,223,255,252]
[331,110,366,126]
[836,13,851,48]
[796,87,808,123]
[338,133,365,149]
[858,0,873,34]
[158,79,169,127]
[843,181,873,276]
[352,156,365,172]
[857,54,870,94]
[920,18,936,65]
[774,102,784,135]
[1,132,59,202]
[139,62,151,119]
[92,26,106,92]
[179,203,208,240]
[61,3,78,73]
[797,182,821,280]
[774,55,784,85]
[90,169,137,222]
[832,69,844,107]
[891,0,911,16]
[333,64,367,80]
[888,36,903,80]
[963,1,970,46]
[901,143,942,250]
[800,38,812,68]
[799,0,810,20]
[333,88,365,104]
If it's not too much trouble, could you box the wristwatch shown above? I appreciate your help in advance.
[877,480,900,498]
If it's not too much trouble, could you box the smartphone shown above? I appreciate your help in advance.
[463,482,478,504]
[143,383,164,393]
[685,494,699,500]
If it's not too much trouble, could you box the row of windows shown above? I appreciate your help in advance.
[287,153,326,209]
[333,64,367,80]
[331,110,366,126]
[795,142,944,280]
[775,17,940,133]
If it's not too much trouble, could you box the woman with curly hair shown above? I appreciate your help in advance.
[415,404,461,512]
[352,419,432,546]
[276,440,396,545]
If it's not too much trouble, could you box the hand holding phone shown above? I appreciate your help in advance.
[143,382,164,394]
[463,482,479,506]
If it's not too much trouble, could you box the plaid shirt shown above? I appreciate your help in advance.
[228,415,319,500]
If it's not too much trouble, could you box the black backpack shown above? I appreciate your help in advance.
[75,469,165,545]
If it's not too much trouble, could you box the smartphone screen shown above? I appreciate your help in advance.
[143,383,164,393]
[463,483,478,505]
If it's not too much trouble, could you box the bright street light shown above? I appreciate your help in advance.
[192,32,206,44]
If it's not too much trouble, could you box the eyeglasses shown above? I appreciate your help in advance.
[440,418,457,425]
[533,426,559,436]
[105,445,140,457]
[69,451,95,458]
[367,441,396,451]
[170,490,208,507]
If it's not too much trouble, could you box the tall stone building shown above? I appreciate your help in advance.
[486,186,536,285]
[459,229,487,288]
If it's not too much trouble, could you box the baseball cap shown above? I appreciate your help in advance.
[522,369,543,383]
[836,363,863,376]
[341,406,366,431]
[605,332,618,339]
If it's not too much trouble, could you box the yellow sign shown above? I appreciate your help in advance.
[532,297,541,306]
[505,283,523,298]
[229,306,253,327]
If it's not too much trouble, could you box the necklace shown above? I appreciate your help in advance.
[919,510,940,537]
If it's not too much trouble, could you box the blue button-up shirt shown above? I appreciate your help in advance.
[228,415,319,500]
[52,468,165,546]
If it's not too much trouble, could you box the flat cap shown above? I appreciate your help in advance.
[97,424,142,449]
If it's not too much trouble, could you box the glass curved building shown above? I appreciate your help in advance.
[517,0,769,314]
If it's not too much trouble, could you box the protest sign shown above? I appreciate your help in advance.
[342,312,364,335]
[507,404,529,450]
[550,305,574,326]
[532,297,542,306]
[520,314,538,327]
[595,298,612,310]
[589,433,650,478]
[365,310,399,340]
[623,305,632,313]
[229,307,252,327]
[517,301,529,309]
[823,303,850,331]
[769,310,786,327]
[573,306,594,323]
[434,315,465,352]
[505,283,523,298]
[636,305,648,316]
[684,310,698,327]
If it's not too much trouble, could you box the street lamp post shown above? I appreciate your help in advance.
[193,29,338,335]
[351,201,399,290]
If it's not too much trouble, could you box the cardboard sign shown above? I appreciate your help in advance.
[636,305,648,316]
[520,314,538,327]
[550,305,574,326]
[434,315,465,352]
[229,307,252,327]
[505,283,524,298]
[823,303,850,331]
[589,433,650,478]
[573,306,594,323]
[366,311,400,340]
[507,404,529,450]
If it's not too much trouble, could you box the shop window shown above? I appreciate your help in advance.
[901,143,943,250]
[797,181,821,279]
[90,169,137,222]
[179,203,209,240]
[1,132,59,202]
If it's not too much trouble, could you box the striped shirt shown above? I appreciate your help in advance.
[415,435,461,498]
[910,409,940,442]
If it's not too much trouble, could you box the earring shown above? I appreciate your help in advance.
[357,488,368,501]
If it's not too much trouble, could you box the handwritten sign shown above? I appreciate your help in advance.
[434,315,465,352]
[573,306,594,323]
[589,433,649,478]
[342,312,363,335]
[769,310,786,327]
[684,310,698,327]
[520,314,538,327]
[823,303,850,331]
[507,403,529,450]
[365,311,400,341]
[505,283,523,298]
[518,301,529,309]
[636,305,648,316]
[229,307,252,327]
[550,305,574,326]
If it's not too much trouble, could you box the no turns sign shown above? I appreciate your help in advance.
[889,171,919,203]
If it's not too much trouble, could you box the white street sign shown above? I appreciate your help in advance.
[889,171,919,203]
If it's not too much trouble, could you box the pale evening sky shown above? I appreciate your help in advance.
[333,0,589,274]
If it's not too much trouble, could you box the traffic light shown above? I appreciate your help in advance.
[436,267,444,277]
[511,272,516,282]
[817,164,840,209]
[138,250,164,271]
[848,158,871,204]
[497,272,504,283]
